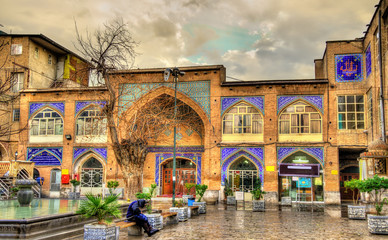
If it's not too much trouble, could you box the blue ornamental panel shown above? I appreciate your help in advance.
[366,45,372,78]
[27,148,62,166]
[335,54,363,82]
[221,96,264,116]
[75,101,106,116]
[277,95,323,114]
[277,147,324,166]
[29,102,65,118]
[73,148,107,163]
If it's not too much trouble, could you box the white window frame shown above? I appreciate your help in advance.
[11,72,24,93]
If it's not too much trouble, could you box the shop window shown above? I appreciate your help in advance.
[11,72,24,93]
[338,95,365,130]
[223,102,263,135]
[279,101,322,134]
[76,106,107,136]
[30,108,63,136]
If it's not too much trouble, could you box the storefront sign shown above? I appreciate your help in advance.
[62,169,69,175]
[296,178,311,188]
[279,163,320,177]
[331,170,338,175]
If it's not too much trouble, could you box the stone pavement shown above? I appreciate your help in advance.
[67,204,387,240]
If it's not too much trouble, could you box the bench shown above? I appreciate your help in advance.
[115,221,143,236]
[161,212,178,225]
[189,206,199,216]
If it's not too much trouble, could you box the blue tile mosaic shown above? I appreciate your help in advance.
[220,147,264,186]
[277,147,324,166]
[29,102,65,118]
[75,101,106,116]
[73,148,107,163]
[366,45,371,78]
[27,147,62,166]
[335,54,363,82]
[221,96,264,116]
[118,81,211,119]
[277,95,323,114]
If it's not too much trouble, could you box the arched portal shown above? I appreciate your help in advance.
[161,158,196,195]
[228,157,259,192]
[80,157,103,195]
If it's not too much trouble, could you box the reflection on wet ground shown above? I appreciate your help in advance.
[68,202,384,240]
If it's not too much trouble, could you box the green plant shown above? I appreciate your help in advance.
[344,178,362,205]
[107,180,119,195]
[150,183,157,197]
[70,179,80,193]
[251,177,266,200]
[174,199,184,208]
[224,177,233,197]
[363,175,388,215]
[184,183,196,195]
[135,192,151,200]
[10,186,19,198]
[76,193,121,224]
[195,184,208,202]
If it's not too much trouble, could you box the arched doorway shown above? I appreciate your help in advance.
[162,158,196,195]
[80,157,103,195]
[228,157,259,192]
[340,166,359,200]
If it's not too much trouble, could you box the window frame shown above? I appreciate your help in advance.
[30,108,63,136]
[12,109,20,122]
[337,95,365,130]
[11,72,24,93]
[76,106,107,137]
[222,102,263,135]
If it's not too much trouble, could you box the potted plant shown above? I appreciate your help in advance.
[224,178,235,205]
[136,187,163,230]
[106,180,119,197]
[193,184,208,214]
[76,193,121,240]
[365,175,388,234]
[251,177,266,212]
[344,178,366,219]
[170,199,189,221]
[69,179,81,199]
[182,183,196,204]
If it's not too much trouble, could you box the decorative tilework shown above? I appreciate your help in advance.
[221,96,264,116]
[155,153,202,185]
[277,95,323,114]
[118,81,211,119]
[75,101,106,115]
[335,54,363,82]
[148,146,205,152]
[277,147,324,166]
[73,147,108,163]
[27,147,62,166]
[366,45,371,78]
[220,147,264,186]
[29,102,65,117]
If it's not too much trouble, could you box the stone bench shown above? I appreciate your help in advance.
[161,212,178,225]
[189,206,199,216]
[116,221,143,236]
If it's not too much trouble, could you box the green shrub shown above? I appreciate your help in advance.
[195,184,208,202]
[363,175,388,215]
[223,177,233,197]
[70,179,80,193]
[135,192,151,200]
[344,178,363,205]
[184,183,196,195]
[107,180,119,195]
[251,177,266,200]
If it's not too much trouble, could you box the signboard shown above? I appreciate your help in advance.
[296,178,311,188]
[279,163,320,177]
[266,166,275,172]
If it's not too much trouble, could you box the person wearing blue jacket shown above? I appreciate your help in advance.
[126,199,159,237]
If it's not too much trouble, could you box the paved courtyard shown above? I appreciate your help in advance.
[68,204,386,240]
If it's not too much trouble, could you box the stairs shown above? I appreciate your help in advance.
[17,169,41,198]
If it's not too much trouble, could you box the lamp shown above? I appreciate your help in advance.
[15,151,18,161]
[65,134,72,140]
[292,156,309,164]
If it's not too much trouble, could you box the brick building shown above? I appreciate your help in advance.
[2,0,388,204]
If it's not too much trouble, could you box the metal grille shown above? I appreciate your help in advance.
[374,158,387,174]
[81,168,103,187]
[228,170,258,192]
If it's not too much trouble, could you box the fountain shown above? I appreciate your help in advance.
[15,179,37,206]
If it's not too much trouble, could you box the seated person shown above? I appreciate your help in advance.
[126,199,159,237]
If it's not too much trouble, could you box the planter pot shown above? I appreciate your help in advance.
[169,207,188,221]
[252,200,265,212]
[203,190,219,205]
[69,192,80,199]
[227,196,236,205]
[347,205,366,220]
[15,179,37,207]
[281,197,291,206]
[182,195,193,204]
[145,213,163,230]
[368,215,388,234]
[84,223,118,240]
[193,202,206,214]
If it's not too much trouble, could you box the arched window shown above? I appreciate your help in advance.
[228,157,259,192]
[30,108,63,136]
[223,102,263,134]
[279,101,322,134]
[76,106,107,137]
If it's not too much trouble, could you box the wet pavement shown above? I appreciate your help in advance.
[67,203,387,240]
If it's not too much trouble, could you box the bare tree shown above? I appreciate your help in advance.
[75,18,204,197]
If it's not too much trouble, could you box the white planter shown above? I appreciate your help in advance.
[368,215,388,234]
[182,195,193,204]
[83,223,118,240]
[347,205,366,220]
[145,213,163,230]
[169,207,189,221]
[203,190,219,205]
[252,200,265,212]
[193,202,206,214]
[227,196,236,205]
[281,197,291,206]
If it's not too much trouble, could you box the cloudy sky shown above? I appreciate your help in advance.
[1,0,378,80]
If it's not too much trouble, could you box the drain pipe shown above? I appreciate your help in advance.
[378,9,386,142]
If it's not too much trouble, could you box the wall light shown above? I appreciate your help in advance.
[65,134,72,140]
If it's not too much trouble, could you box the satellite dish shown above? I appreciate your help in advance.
[164,68,171,81]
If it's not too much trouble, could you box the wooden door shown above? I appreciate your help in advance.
[163,169,173,194]
[163,168,196,195]
[340,173,359,200]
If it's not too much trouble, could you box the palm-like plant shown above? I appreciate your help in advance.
[76,193,121,224]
